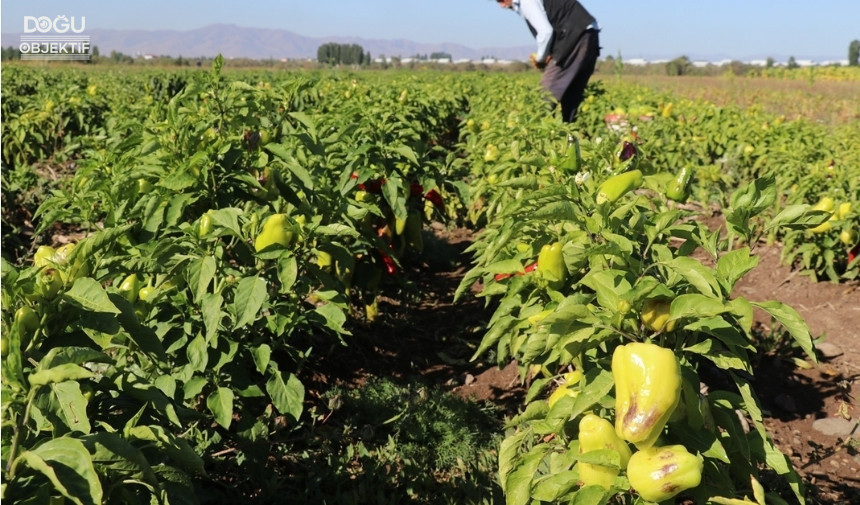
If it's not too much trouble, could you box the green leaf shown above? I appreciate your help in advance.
[766,204,830,231]
[751,300,816,362]
[266,370,304,422]
[29,363,94,387]
[231,276,267,329]
[80,432,160,487]
[277,255,298,293]
[20,437,103,505]
[206,386,234,429]
[664,256,720,297]
[579,269,632,311]
[499,430,529,486]
[531,470,579,501]
[186,335,208,372]
[716,247,759,295]
[51,381,91,434]
[314,302,347,334]
[253,344,272,375]
[504,443,547,505]
[188,256,216,303]
[669,294,728,320]
[200,292,224,343]
[125,425,206,475]
[63,277,120,314]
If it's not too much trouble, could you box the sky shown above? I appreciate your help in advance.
[2,0,859,61]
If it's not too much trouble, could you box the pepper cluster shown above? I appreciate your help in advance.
[569,341,703,502]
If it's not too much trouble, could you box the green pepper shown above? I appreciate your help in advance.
[198,211,214,238]
[559,135,581,171]
[612,342,682,448]
[394,215,407,236]
[118,273,141,303]
[577,413,633,489]
[138,285,157,303]
[537,242,566,290]
[405,209,424,252]
[595,170,643,206]
[137,178,154,194]
[34,245,56,269]
[36,268,63,300]
[15,306,40,335]
[665,166,692,202]
[626,444,703,502]
[254,214,296,252]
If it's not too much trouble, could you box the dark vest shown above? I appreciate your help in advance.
[525,0,596,64]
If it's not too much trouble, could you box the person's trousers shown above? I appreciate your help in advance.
[541,29,600,123]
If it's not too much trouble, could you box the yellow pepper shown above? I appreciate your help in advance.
[577,413,633,489]
[641,298,676,332]
[537,242,566,290]
[626,444,703,502]
[612,342,682,448]
[254,214,296,252]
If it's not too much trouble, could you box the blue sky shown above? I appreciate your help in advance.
[2,1,858,60]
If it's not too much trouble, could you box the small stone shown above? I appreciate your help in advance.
[815,342,844,360]
[812,417,856,437]
[463,373,476,386]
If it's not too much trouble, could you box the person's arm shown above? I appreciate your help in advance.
[519,0,553,62]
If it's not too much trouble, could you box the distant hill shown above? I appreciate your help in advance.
[1,23,533,61]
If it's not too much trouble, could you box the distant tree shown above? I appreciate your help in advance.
[849,39,860,66]
[766,57,774,68]
[665,55,691,76]
[317,43,366,65]
[787,56,798,69]
[430,52,451,60]
[2,46,21,60]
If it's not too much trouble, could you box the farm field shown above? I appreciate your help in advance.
[617,74,860,127]
[2,61,859,505]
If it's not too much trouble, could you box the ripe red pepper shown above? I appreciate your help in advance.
[379,250,397,275]
[618,140,637,162]
[424,189,444,211]
[410,182,424,197]
[493,261,538,281]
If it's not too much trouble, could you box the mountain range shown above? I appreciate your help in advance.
[3,24,845,64]
[1,23,533,61]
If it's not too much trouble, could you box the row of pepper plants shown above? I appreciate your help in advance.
[451,73,858,505]
[1,60,466,504]
[2,62,858,504]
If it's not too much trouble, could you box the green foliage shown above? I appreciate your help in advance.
[2,61,858,504]
[277,378,503,504]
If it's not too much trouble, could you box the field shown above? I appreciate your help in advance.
[2,61,860,505]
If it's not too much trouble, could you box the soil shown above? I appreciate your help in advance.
[309,221,860,505]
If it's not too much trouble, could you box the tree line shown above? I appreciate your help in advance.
[316,43,371,66]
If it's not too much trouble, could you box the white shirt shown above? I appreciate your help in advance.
[511,0,554,61]
[512,0,599,62]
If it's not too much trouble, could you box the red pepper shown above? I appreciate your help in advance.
[379,250,397,275]
[619,140,637,161]
[849,242,859,263]
[493,261,538,281]
[410,182,424,197]
[425,189,444,210]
